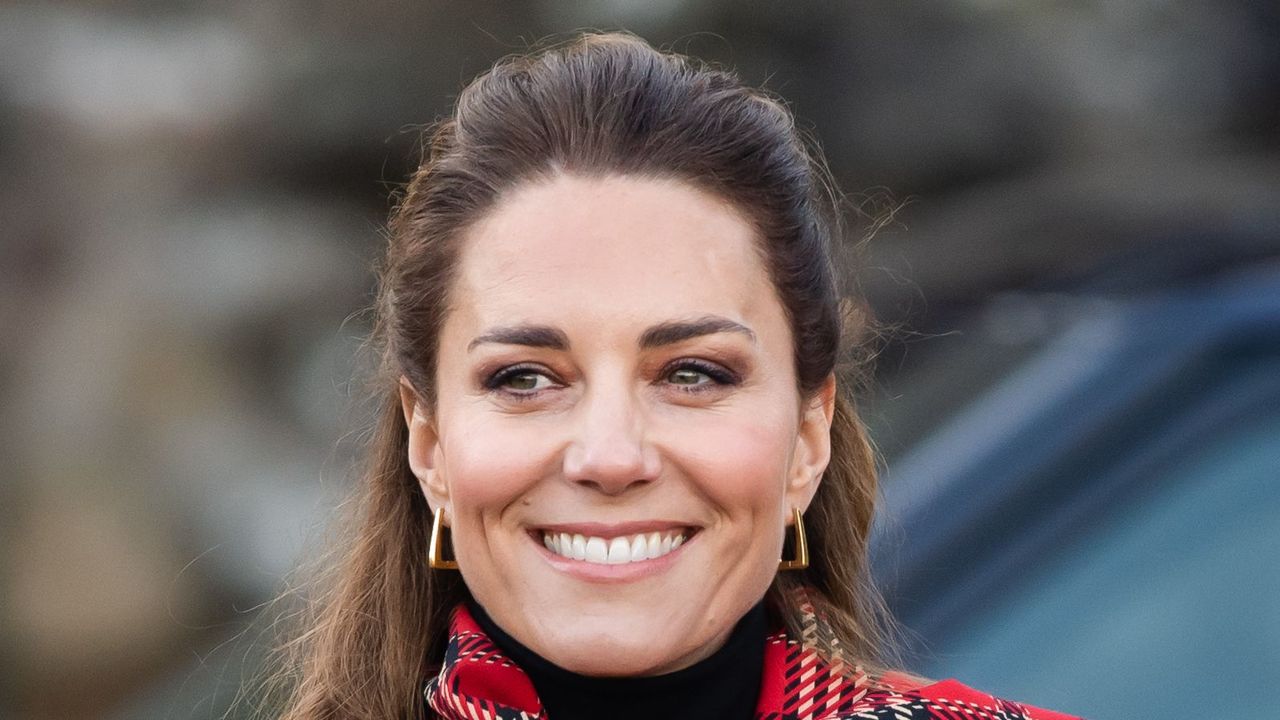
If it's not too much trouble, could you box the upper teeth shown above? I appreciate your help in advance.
[542,530,686,565]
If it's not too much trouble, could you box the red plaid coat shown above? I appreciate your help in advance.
[423,601,1081,720]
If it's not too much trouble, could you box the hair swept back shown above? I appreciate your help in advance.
[268,31,898,720]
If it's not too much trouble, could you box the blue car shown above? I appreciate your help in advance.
[871,263,1280,719]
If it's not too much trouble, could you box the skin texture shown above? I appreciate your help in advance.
[401,174,835,676]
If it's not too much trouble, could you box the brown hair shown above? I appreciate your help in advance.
[274,31,894,720]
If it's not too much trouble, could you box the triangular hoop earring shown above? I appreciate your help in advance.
[778,507,809,571]
[429,506,460,570]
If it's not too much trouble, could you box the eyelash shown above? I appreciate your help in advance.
[483,364,555,400]
[483,359,739,401]
[662,359,739,391]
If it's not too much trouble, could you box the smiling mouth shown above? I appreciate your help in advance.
[540,529,691,565]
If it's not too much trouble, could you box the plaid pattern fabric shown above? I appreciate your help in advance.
[424,606,543,720]
[423,594,1081,720]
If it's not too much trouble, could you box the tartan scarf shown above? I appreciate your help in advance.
[423,589,1081,720]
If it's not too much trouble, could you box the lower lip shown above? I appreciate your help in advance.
[532,533,693,583]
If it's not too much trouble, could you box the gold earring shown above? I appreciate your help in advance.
[429,506,459,570]
[778,507,809,571]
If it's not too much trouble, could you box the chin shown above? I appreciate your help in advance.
[538,628,689,677]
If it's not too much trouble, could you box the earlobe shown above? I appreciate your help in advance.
[787,373,837,511]
[399,377,449,510]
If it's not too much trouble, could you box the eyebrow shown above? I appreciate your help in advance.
[467,325,570,352]
[638,316,757,348]
[466,315,756,352]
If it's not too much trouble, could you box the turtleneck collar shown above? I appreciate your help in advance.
[467,599,766,720]
[423,586,1083,720]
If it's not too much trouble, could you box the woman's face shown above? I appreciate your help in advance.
[403,174,834,676]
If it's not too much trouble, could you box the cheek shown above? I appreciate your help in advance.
[665,408,796,510]
[438,411,560,509]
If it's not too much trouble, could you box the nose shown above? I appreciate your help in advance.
[562,385,661,496]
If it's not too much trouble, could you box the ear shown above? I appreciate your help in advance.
[786,373,836,518]
[399,377,449,514]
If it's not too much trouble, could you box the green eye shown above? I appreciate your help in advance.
[669,368,707,385]
[485,365,557,400]
[505,373,542,390]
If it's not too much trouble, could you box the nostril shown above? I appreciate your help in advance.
[573,475,654,496]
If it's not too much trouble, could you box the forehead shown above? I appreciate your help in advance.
[450,174,784,336]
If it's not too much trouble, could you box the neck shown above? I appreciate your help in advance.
[467,601,768,720]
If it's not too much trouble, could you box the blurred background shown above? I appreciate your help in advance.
[2,2,1277,718]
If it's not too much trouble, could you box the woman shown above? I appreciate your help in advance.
[276,32,1080,720]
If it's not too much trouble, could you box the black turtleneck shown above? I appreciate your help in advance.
[467,601,767,720]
